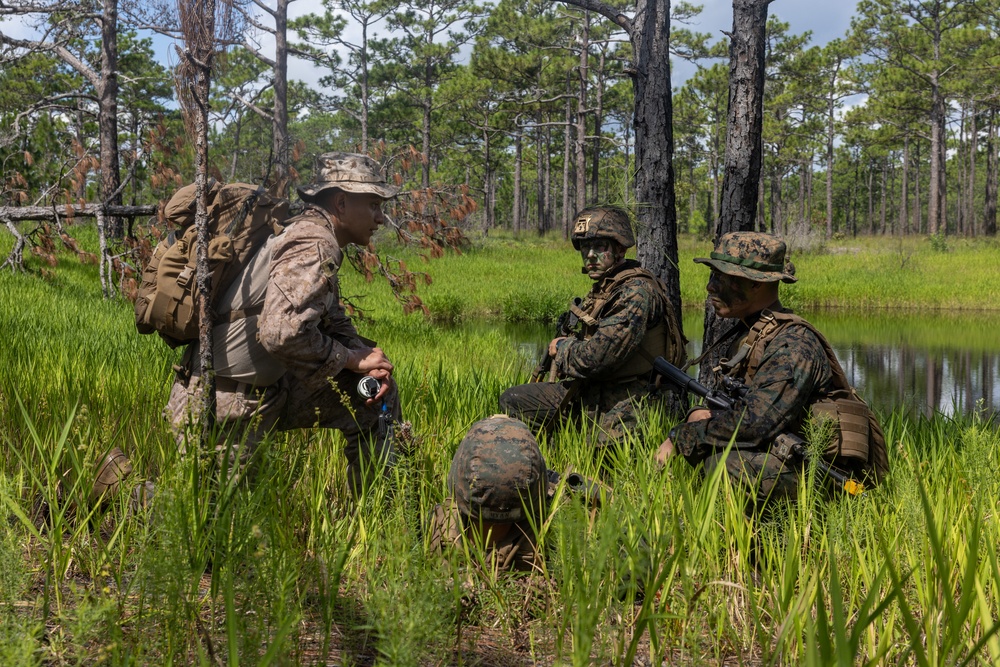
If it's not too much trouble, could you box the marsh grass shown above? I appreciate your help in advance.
[2,230,1000,664]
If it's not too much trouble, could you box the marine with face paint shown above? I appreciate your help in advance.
[498,206,687,451]
[655,232,888,508]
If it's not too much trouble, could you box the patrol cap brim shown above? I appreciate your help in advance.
[693,255,797,283]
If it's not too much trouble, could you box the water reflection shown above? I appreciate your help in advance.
[485,310,1000,418]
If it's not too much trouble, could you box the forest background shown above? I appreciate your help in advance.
[3,0,1000,664]
[4,0,1000,262]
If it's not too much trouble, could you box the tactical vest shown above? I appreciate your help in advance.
[722,309,889,482]
[568,263,686,383]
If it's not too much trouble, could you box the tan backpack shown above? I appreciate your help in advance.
[134,182,289,347]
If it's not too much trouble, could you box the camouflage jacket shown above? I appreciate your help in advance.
[428,499,542,572]
[258,206,367,390]
[672,304,834,464]
[554,259,679,382]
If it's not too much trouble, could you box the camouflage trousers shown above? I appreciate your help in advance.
[702,448,800,509]
[165,369,401,493]
[498,380,672,446]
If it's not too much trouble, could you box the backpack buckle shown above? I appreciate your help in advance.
[177,266,194,288]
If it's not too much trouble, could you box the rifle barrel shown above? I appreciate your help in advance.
[652,356,733,410]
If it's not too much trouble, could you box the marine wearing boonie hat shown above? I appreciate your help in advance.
[447,415,547,523]
[694,232,797,283]
[297,152,400,202]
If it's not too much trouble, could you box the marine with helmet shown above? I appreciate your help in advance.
[499,205,687,447]
[428,415,550,572]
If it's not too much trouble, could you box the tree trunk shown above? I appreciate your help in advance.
[716,0,770,237]
[536,112,546,234]
[272,0,290,197]
[928,72,945,235]
[562,73,573,234]
[915,140,922,233]
[900,134,909,235]
[360,18,371,153]
[798,158,806,228]
[99,0,122,240]
[985,108,997,236]
[544,124,552,232]
[591,49,606,203]
[192,60,216,437]
[632,0,681,323]
[957,106,966,236]
[513,126,523,235]
[867,166,874,235]
[700,0,771,384]
[879,161,887,234]
[770,171,783,235]
[825,79,836,237]
[483,128,494,233]
[969,101,977,236]
[757,168,766,231]
[575,13,589,213]
[421,21,433,190]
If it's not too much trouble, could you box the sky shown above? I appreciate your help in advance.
[1,0,862,93]
[672,0,861,82]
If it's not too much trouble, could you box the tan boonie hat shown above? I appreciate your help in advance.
[297,152,400,202]
[694,231,797,283]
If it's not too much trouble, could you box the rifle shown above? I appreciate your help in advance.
[652,356,864,496]
[531,298,582,383]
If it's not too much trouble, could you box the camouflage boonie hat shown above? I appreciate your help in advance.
[694,232,797,283]
[297,152,400,202]
[571,206,636,251]
[448,415,547,523]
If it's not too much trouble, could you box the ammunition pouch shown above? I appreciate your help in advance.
[809,396,872,463]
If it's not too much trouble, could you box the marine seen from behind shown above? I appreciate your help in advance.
[655,232,889,508]
[429,415,550,572]
[499,206,687,448]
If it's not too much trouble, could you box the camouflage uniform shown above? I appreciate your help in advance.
[672,306,835,505]
[428,415,548,572]
[671,233,833,506]
[500,208,686,445]
[166,153,401,490]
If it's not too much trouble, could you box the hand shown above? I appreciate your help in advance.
[687,408,712,423]
[548,337,567,357]
[346,346,393,374]
[655,438,675,468]
[346,347,394,405]
[364,371,393,405]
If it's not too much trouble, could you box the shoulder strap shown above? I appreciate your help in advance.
[739,310,854,395]
[585,266,666,321]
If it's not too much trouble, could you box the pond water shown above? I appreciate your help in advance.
[481,310,1000,418]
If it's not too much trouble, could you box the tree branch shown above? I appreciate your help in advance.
[556,0,632,36]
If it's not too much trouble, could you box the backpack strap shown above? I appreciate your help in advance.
[718,309,783,379]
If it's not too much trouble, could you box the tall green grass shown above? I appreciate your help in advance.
[2,229,1000,664]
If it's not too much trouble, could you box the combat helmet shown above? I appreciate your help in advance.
[570,206,635,251]
[447,415,547,523]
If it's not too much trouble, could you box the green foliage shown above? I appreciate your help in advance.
[3,207,1000,664]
